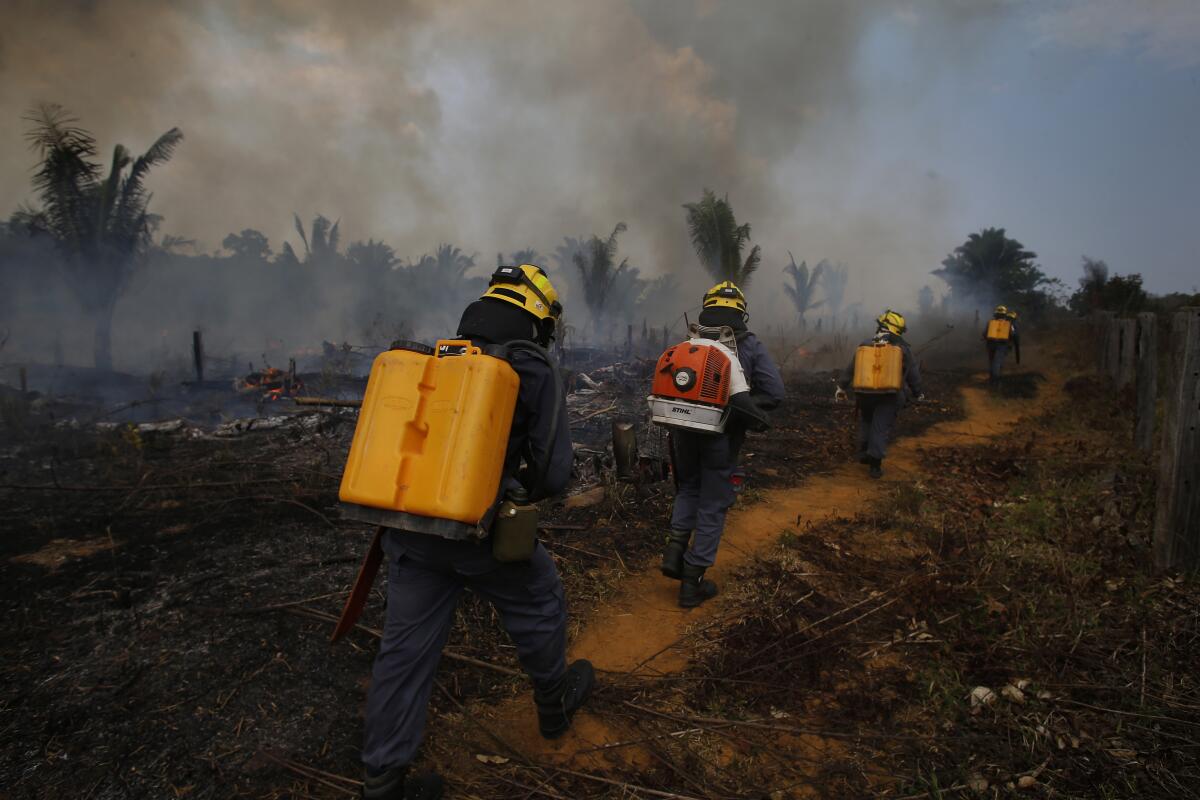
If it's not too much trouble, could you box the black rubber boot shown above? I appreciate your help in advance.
[535,659,595,739]
[362,767,444,800]
[868,457,883,479]
[856,452,871,465]
[678,563,718,608]
[660,529,691,579]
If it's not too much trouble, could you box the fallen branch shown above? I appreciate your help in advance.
[294,396,362,408]
[573,403,617,422]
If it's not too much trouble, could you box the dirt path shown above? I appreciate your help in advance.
[475,367,1063,768]
[568,373,1057,676]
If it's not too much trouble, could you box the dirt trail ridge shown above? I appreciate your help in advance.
[477,364,1063,769]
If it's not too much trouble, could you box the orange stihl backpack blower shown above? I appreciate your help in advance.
[647,324,766,434]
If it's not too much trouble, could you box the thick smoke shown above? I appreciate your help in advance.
[0,0,1012,370]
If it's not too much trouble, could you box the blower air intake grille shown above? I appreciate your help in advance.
[700,348,730,404]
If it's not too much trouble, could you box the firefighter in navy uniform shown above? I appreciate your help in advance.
[660,281,786,608]
[983,305,1020,385]
[361,265,593,800]
[835,310,924,479]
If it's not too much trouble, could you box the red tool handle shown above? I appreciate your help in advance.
[331,526,385,643]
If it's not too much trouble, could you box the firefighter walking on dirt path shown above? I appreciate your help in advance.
[983,305,1020,386]
[660,281,786,609]
[359,266,593,800]
[835,310,925,480]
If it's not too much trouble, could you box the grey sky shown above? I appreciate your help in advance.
[1,0,1196,312]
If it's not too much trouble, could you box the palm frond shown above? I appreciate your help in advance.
[328,219,341,255]
[683,189,759,287]
[740,244,761,283]
[292,213,309,257]
[119,128,182,207]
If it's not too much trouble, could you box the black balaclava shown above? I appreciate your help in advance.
[698,305,748,333]
[457,298,540,345]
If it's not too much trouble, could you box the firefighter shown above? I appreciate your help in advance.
[361,265,592,800]
[834,310,924,479]
[983,305,1020,385]
[660,281,786,608]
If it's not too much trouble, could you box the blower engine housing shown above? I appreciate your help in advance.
[647,325,750,434]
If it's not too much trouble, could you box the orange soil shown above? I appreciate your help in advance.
[569,372,1058,676]
[470,362,1064,775]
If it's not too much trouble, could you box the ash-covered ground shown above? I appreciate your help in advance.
[0,351,968,798]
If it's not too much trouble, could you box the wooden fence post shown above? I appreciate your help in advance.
[192,330,205,383]
[1153,308,1200,572]
[1117,318,1137,388]
[1134,313,1158,451]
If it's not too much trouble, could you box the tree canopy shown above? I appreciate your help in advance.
[16,104,182,368]
[682,189,760,288]
[933,228,1059,315]
[1068,256,1147,316]
[573,223,632,328]
[783,253,823,327]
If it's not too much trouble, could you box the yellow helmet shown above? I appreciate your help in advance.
[993,304,1009,317]
[1006,309,1018,320]
[482,264,562,322]
[876,309,907,336]
[702,281,747,313]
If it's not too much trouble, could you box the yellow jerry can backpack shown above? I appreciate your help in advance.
[986,318,1012,342]
[852,343,904,393]
[338,339,520,540]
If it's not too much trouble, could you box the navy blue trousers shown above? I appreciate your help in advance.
[670,429,743,568]
[362,530,567,772]
[988,343,1009,381]
[857,394,900,461]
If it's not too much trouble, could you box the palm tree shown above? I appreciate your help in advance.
[782,252,823,330]
[17,104,182,369]
[932,228,1046,310]
[407,244,483,330]
[573,223,631,339]
[281,214,341,266]
[682,189,761,287]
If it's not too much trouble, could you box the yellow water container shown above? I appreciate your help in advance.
[852,343,904,393]
[338,340,520,525]
[986,318,1012,342]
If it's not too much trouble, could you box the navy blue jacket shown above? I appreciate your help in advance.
[735,331,786,411]
[502,349,573,501]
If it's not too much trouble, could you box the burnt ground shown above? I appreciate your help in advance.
[0,367,968,799]
[548,361,1195,800]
